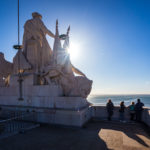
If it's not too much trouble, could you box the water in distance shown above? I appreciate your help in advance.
[88,94,150,107]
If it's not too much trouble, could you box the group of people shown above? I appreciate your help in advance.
[106,98,144,122]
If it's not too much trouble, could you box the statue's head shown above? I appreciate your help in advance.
[32,12,42,19]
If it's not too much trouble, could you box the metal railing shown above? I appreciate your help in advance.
[0,110,40,139]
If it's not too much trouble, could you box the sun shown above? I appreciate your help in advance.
[67,41,80,60]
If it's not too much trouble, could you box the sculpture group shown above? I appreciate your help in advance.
[0,12,92,98]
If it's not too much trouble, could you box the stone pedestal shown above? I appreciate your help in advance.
[0,78,5,87]
[9,73,39,86]
[0,85,91,127]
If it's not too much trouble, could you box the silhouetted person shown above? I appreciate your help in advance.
[106,99,114,121]
[119,101,126,122]
[129,101,135,121]
[135,99,144,122]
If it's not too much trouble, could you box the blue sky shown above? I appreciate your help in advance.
[0,0,150,94]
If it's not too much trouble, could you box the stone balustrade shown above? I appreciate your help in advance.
[91,105,150,127]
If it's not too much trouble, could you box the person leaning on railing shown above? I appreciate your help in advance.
[135,99,144,122]
[128,102,135,121]
[119,101,126,122]
[106,99,114,121]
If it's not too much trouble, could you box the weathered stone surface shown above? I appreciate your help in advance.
[22,12,55,73]
[0,95,88,109]
[0,13,93,127]
[0,52,13,86]
[0,52,13,76]
[42,21,92,98]
[1,13,92,98]
[142,108,150,127]
[0,78,5,87]
[0,99,91,127]
[0,85,62,97]
[13,51,31,74]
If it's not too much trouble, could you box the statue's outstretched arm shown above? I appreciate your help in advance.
[47,29,55,38]
[40,19,55,38]
[71,65,86,77]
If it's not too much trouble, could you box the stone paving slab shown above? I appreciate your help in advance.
[0,121,149,150]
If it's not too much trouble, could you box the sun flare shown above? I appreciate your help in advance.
[67,42,80,60]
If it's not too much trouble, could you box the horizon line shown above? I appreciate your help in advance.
[90,93,150,96]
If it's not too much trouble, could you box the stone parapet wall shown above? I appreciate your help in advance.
[142,108,150,127]
[91,105,150,127]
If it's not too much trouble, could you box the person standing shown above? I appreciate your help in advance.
[129,102,135,121]
[106,99,114,121]
[135,99,144,122]
[119,101,126,122]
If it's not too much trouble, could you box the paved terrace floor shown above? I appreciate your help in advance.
[0,121,150,150]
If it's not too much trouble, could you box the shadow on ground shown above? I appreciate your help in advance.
[93,120,150,150]
[99,121,150,147]
[0,121,149,150]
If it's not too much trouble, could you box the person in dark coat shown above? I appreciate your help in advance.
[106,99,114,121]
[119,101,126,122]
[135,99,144,122]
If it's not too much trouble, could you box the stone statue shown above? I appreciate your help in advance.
[0,13,93,128]
[22,12,55,73]
[0,52,13,86]
[42,21,92,98]
[2,13,92,98]
[13,50,31,74]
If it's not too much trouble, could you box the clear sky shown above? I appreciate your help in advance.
[0,0,150,95]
